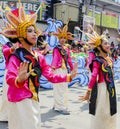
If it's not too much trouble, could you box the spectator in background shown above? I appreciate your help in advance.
[111,48,118,61]
[71,41,83,53]
[110,41,115,51]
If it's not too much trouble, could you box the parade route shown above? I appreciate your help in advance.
[0,82,120,129]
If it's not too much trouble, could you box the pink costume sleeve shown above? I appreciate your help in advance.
[51,48,73,71]
[2,45,11,68]
[88,52,95,67]
[51,48,62,69]
[88,61,100,89]
[6,53,71,102]
[6,55,33,102]
[39,54,70,83]
[6,54,70,88]
[66,48,73,71]
[6,55,21,87]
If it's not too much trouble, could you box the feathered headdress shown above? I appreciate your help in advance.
[53,18,74,40]
[1,0,41,39]
[83,25,105,48]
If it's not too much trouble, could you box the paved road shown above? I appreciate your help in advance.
[0,82,120,129]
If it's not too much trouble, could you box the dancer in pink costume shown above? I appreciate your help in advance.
[1,1,78,129]
[79,27,117,129]
[51,20,75,115]
[0,39,19,122]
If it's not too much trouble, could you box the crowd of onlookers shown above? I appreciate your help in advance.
[1,34,120,63]
[110,42,120,61]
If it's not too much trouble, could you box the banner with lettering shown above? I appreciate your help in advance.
[102,11,118,29]
[0,0,46,21]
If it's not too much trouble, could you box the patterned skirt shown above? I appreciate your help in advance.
[90,82,116,129]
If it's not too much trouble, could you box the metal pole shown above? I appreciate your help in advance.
[100,11,103,34]
[78,0,84,39]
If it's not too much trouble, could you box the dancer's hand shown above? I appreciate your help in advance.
[71,62,78,79]
[79,90,91,103]
[11,42,19,52]
[13,43,19,49]
[43,44,49,55]
[17,61,34,83]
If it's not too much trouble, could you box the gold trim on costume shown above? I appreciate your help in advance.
[66,74,71,82]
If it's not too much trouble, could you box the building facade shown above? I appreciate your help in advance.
[0,0,120,44]
[54,0,120,44]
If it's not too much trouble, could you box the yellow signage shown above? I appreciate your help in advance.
[88,10,118,29]
[102,11,118,29]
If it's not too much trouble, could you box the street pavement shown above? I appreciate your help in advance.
[0,82,120,129]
